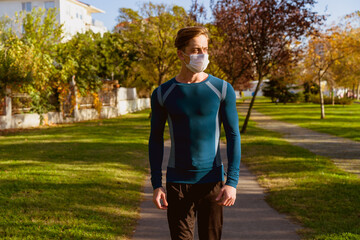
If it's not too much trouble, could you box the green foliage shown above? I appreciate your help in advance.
[0,15,13,43]
[0,37,32,97]
[57,31,103,95]
[1,2,198,115]
[19,8,63,51]
[310,95,354,105]
[0,8,63,122]
[303,81,320,102]
[262,79,301,104]
[117,3,194,90]
[96,32,138,83]
[56,30,139,97]
[1,9,138,118]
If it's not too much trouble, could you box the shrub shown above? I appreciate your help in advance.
[310,94,353,105]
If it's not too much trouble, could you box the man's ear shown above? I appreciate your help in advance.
[177,50,185,61]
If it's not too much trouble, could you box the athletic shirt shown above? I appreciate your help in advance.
[148,74,241,190]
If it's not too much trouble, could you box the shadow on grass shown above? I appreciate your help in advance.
[0,142,148,165]
[0,177,144,238]
[0,110,152,239]
[240,121,360,239]
[0,179,144,239]
[267,181,360,239]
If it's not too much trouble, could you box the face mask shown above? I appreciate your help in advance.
[182,52,210,73]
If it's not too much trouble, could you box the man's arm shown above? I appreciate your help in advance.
[216,82,241,206]
[148,88,168,190]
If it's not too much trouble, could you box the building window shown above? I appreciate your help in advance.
[22,2,32,12]
[76,13,79,18]
[44,1,55,10]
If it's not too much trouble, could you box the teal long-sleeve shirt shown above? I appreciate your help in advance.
[148,74,241,190]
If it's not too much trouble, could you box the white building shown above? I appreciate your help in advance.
[242,80,269,97]
[0,0,107,40]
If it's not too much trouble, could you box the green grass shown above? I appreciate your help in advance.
[252,98,360,142]
[0,110,152,239]
[238,104,360,240]
[2,101,360,240]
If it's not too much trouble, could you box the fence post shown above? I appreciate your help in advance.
[5,87,12,129]
[71,75,80,121]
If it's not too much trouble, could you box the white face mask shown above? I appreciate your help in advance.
[182,52,210,73]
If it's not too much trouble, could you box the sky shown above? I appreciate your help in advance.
[83,0,360,31]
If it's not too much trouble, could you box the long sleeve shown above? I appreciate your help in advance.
[148,88,168,190]
[220,83,241,188]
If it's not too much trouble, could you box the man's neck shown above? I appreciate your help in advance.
[176,67,208,84]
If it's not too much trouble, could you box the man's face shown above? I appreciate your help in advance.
[180,34,208,64]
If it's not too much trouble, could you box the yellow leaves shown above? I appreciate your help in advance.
[334,60,341,65]
[294,40,302,46]
[92,92,102,115]
[305,20,360,89]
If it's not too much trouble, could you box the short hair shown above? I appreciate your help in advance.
[174,26,209,51]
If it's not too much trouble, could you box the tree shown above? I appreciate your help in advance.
[19,7,63,52]
[116,3,194,90]
[207,23,253,91]
[212,0,324,133]
[96,32,138,82]
[0,8,63,120]
[304,28,349,118]
[57,31,103,96]
[263,59,300,104]
[331,50,360,100]
[302,80,319,103]
[330,11,360,100]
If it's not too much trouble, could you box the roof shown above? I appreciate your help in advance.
[69,0,105,14]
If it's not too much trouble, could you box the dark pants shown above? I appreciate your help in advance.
[166,181,223,240]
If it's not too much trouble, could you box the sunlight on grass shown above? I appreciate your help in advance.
[253,98,360,142]
[0,110,151,239]
[239,111,360,240]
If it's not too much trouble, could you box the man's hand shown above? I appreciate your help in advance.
[152,187,168,210]
[215,185,237,206]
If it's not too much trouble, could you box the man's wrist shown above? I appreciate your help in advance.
[224,182,237,189]
[153,186,164,191]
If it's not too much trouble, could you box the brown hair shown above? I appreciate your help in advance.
[174,26,209,51]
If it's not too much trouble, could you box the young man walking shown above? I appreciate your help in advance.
[148,26,241,240]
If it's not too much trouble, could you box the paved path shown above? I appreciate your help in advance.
[237,103,360,176]
[132,141,301,240]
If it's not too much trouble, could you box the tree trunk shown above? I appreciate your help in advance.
[319,76,325,119]
[158,72,164,86]
[241,75,263,134]
[331,87,335,106]
[357,80,360,100]
[352,84,356,100]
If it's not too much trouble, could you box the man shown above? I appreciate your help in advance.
[148,26,241,240]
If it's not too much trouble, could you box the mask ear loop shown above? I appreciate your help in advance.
[181,51,190,65]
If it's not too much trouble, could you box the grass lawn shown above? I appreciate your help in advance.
[238,103,360,239]
[252,98,360,142]
[0,110,151,239]
[2,101,359,240]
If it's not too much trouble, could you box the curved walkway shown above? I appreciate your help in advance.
[238,103,360,176]
[132,141,301,240]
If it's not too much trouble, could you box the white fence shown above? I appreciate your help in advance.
[0,87,150,130]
